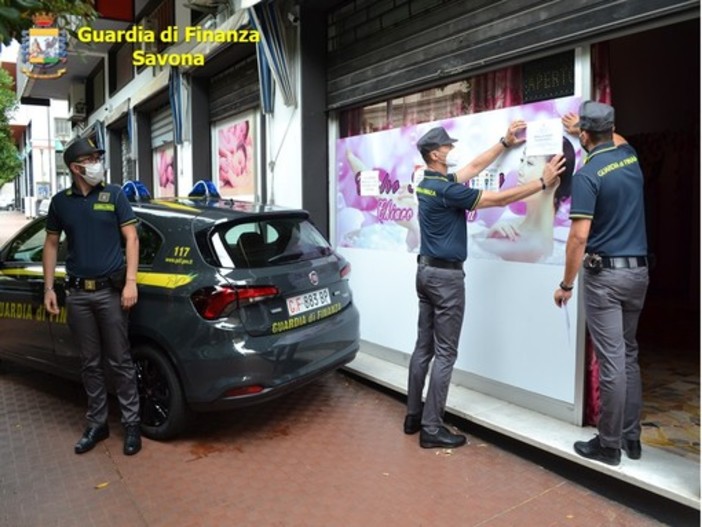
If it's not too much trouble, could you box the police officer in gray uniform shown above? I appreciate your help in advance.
[42,137,142,456]
[555,101,649,466]
[405,123,566,448]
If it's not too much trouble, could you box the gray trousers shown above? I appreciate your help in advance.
[583,267,649,448]
[407,264,465,431]
[66,287,140,427]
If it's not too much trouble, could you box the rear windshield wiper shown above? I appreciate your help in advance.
[267,251,303,264]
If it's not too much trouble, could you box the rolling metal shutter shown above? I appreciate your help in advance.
[121,129,135,181]
[209,54,260,122]
[151,104,173,148]
[327,0,699,109]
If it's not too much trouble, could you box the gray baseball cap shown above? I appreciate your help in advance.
[577,101,615,132]
[416,126,458,153]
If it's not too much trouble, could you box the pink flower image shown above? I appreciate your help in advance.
[156,145,175,197]
[218,120,254,197]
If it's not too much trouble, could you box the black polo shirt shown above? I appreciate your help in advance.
[570,141,648,256]
[416,170,482,262]
[46,183,137,278]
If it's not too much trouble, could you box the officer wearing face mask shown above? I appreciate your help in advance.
[405,123,565,449]
[42,137,142,456]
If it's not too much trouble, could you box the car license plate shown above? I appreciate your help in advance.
[287,288,331,316]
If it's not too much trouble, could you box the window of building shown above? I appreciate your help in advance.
[109,43,135,95]
[339,52,574,138]
[54,118,71,141]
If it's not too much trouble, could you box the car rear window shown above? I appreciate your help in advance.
[214,217,332,268]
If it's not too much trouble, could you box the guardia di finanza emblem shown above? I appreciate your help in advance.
[21,13,68,80]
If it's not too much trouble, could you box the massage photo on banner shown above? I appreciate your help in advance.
[335,95,583,265]
[214,113,256,201]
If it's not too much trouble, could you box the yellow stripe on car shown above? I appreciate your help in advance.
[136,272,196,289]
[151,200,201,213]
[0,269,194,290]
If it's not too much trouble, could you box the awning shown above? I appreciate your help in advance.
[249,1,296,108]
[256,43,274,114]
[127,99,136,157]
[168,68,183,145]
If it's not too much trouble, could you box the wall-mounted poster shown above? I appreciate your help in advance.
[335,96,583,265]
[153,143,175,198]
[36,182,51,199]
[214,114,255,200]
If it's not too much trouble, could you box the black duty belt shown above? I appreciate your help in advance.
[417,255,463,270]
[601,256,648,269]
[65,275,112,291]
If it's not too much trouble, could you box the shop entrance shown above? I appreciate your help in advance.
[607,18,700,460]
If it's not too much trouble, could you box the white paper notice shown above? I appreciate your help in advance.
[526,118,563,156]
[359,170,380,196]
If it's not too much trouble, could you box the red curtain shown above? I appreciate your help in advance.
[592,42,612,104]
[468,66,523,113]
[583,41,612,427]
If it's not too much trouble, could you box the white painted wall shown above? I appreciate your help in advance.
[265,30,302,208]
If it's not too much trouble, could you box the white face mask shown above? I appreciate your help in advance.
[444,149,460,168]
[80,162,105,186]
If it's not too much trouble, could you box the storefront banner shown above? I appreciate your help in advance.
[335,96,582,265]
[214,114,255,200]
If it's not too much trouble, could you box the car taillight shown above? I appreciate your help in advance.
[191,285,279,320]
[224,385,265,398]
[340,263,351,278]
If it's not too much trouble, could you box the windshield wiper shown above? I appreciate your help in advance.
[267,251,303,264]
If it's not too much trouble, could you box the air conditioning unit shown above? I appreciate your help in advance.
[184,0,228,14]
[68,81,86,122]
[141,16,158,53]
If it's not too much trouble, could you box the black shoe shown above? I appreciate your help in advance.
[123,424,142,456]
[404,414,421,435]
[419,426,467,449]
[75,424,109,454]
[622,439,642,460]
[574,436,621,466]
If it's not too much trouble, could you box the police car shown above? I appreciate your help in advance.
[0,182,360,439]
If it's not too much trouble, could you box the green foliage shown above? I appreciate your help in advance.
[0,0,97,45]
[0,67,21,186]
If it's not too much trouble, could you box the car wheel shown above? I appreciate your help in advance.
[132,344,189,440]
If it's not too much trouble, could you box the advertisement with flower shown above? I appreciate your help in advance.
[215,114,255,200]
[154,144,175,197]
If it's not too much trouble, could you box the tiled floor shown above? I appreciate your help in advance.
[640,347,700,461]
[0,362,698,527]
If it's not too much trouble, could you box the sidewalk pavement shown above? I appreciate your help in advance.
[0,211,31,245]
[0,364,697,527]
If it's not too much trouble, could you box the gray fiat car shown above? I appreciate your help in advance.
[0,196,360,439]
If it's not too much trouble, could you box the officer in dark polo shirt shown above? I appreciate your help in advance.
[555,101,649,466]
[42,137,142,456]
[405,123,565,448]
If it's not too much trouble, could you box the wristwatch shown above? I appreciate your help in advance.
[499,137,510,149]
[559,281,574,292]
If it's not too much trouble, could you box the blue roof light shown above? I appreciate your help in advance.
[188,180,221,198]
[122,180,152,202]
